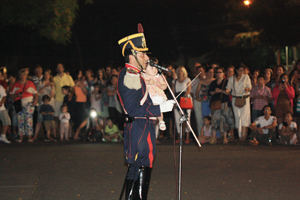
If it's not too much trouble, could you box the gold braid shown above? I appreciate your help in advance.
[121,40,148,57]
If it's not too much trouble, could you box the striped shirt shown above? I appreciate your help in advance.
[250,85,272,110]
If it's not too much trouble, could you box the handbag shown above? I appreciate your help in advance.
[233,76,246,108]
[210,100,222,110]
[180,95,193,109]
[13,81,27,113]
[210,79,226,110]
[174,79,193,109]
[235,97,246,108]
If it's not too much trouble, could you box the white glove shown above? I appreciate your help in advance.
[159,100,175,113]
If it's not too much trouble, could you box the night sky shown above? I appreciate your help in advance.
[0,0,254,75]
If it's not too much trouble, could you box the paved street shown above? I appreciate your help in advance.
[1,140,300,200]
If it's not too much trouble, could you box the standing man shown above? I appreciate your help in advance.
[53,63,75,132]
[32,65,43,88]
[250,76,272,122]
[117,27,174,199]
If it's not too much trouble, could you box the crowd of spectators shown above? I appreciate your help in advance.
[191,61,300,145]
[0,60,300,146]
[0,63,123,143]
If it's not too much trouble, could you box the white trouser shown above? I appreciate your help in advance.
[174,108,191,134]
[193,100,203,137]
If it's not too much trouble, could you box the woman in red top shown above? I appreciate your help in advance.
[10,69,38,143]
[272,73,295,124]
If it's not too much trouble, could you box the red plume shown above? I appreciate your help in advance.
[138,23,144,33]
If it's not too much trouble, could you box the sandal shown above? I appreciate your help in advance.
[15,139,22,143]
[223,138,228,144]
[209,137,217,144]
[159,121,166,131]
[28,139,33,143]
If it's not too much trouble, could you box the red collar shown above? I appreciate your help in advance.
[125,63,141,73]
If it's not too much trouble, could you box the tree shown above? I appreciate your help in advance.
[229,0,300,47]
[0,0,93,44]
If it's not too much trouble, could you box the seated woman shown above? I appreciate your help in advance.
[278,112,298,145]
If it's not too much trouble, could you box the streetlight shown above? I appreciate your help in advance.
[244,0,251,6]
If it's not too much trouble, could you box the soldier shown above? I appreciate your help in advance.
[117,26,175,199]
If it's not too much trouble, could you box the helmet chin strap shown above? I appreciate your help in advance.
[131,50,145,73]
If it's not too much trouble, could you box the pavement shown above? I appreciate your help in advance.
[1,139,300,200]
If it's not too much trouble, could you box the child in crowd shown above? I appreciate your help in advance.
[141,59,167,131]
[62,85,75,138]
[278,112,298,145]
[59,104,70,141]
[102,117,123,142]
[90,84,102,115]
[40,95,56,141]
[62,86,75,120]
[0,84,12,144]
[198,116,215,144]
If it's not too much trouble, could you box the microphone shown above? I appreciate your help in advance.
[149,60,172,73]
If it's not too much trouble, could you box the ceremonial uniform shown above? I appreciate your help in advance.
[117,25,174,200]
[118,63,160,179]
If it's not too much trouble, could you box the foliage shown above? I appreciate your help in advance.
[228,0,300,47]
[0,0,92,44]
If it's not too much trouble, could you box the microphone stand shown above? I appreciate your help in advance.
[157,69,201,200]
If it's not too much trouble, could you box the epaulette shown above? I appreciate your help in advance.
[126,68,139,74]
[124,69,141,90]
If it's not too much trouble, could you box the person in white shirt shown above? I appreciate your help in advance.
[278,112,298,145]
[249,105,277,145]
[59,104,70,141]
[0,85,11,144]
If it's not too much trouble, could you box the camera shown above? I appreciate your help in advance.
[283,121,288,127]
[280,79,285,84]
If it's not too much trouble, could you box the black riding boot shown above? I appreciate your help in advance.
[125,178,135,200]
[133,167,152,200]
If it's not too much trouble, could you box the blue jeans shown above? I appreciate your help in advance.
[201,102,211,118]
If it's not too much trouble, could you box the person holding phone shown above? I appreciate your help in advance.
[278,112,298,145]
[272,73,295,125]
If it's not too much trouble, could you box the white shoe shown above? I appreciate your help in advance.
[0,136,11,144]
[159,121,166,131]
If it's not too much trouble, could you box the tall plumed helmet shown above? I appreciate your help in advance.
[118,23,149,57]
